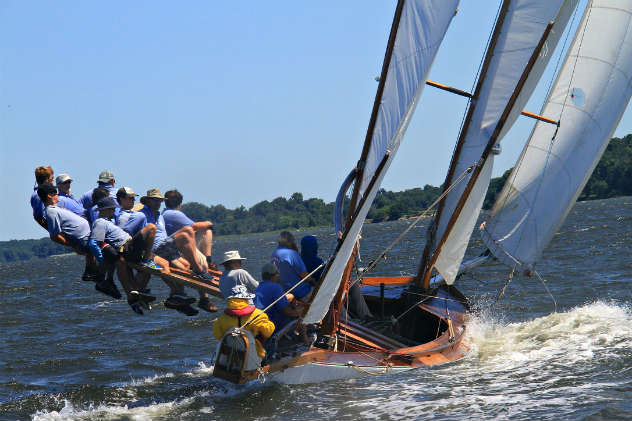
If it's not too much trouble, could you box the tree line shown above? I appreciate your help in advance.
[2,135,630,263]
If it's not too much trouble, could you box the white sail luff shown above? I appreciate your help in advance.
[303,0,459,324]
[428,0,579,284]
[481,0,632,273]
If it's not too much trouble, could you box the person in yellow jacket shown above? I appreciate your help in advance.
[213,285,275,358]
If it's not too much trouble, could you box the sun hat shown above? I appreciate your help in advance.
[55,174,72,185]
[98,170,115,183]
[141,188,164,200]
[228,285,255,301]
[261,263,279,280]
[96,197,118,210]
[220,250,247,264]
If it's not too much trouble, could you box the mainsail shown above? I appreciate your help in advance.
[418,0,579,286]
[302,0,459,325]
[481,0,632,274]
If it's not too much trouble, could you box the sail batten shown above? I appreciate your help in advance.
[481,0,632,273]
[418,0,579,286]
[302,0,460,325]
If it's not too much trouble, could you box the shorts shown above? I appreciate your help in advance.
[154,235,181,262]
[101,233,146,265]
[122,232,146,263]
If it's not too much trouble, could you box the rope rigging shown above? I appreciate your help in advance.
[347,164,476,289]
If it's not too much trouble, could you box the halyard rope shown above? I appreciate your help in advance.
[242,263,325,328]
[535,270,557,313]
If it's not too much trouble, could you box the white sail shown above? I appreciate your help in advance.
[303,0,459,324]
[427,0,579,285]
[481,0,632,274]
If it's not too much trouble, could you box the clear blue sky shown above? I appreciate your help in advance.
[1,0,627,241]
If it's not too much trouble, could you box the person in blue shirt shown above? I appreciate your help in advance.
[31,167,84,228]
[300,235,325,283]
[31,166,54,229]
[39,183,91,253]
[255,263,303,334]
[139,188,214,316]
[55,173,86,218]
[115,187,147,236]
[271,231,313,300]
[79,170,118,211]
[89,197,159,314]
[162,189,216,312]
[162,189,214,264]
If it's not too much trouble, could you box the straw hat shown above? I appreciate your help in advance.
[142,188,164,200]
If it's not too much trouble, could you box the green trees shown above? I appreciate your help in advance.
[2,136,629,263]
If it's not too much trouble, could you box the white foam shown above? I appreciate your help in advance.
[348,301,632,420]
[31,397,194,421]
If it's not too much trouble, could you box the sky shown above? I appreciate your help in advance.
[2,0,628,241]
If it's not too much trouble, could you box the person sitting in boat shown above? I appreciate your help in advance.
[79,170,118,211]
[54,173,86,218]
[163,189,216,312]
[37,182,104,283]
[87,187,121,226]
[254,263,303,334]
[31,166,55,230]
[300,235,324,282]
[218,250,259,299]
[31,166,85,229]
[272,231,312,301]
[139,188,213,316]
[88,197,160,314]
[213,285,275,360]
[115,187,147,236]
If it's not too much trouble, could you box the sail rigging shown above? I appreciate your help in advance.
[302,0,460,325]
[417,0,580,287]
[481,0,632,274]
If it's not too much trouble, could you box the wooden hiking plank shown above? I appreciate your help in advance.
[129,263,223,298]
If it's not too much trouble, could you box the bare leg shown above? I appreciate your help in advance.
[195,229,213,257]
[173,227,205,272]
[115,260,134,298]
[139,224,157,259]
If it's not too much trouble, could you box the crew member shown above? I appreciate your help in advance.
[218,250,259,299]
[213,285,275,359]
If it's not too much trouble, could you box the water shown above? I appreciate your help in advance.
[1,196,631,420]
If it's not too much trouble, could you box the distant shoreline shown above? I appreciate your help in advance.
[3,136,630,263]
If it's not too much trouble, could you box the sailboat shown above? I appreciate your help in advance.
[211,0,608,385]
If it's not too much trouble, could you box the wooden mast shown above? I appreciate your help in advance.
[302,0,406,320]
[414,0,512,287]
[419,19,556,289]
[345,0,406,227]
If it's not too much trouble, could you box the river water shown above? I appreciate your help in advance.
[1,196,631,420]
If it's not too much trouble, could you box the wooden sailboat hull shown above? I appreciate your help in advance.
[266,331,469,384]
[213,285,469,385]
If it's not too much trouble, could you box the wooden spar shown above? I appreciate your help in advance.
[345,0,406,227]
[415,0,512,287]
[420,20,556,289]
[425,80,559,125]
[520,110,558,125]
[425,80,472,98]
